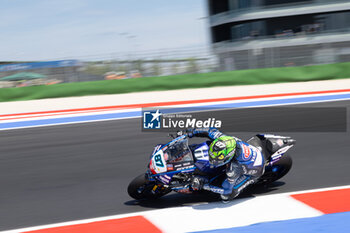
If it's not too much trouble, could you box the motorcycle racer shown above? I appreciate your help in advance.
[186,128,265,201]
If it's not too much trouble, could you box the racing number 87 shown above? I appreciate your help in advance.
[154,154,164,167]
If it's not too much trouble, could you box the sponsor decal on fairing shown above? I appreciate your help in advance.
[242,144,252,161]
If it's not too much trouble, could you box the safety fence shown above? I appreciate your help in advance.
[0,46,218,88]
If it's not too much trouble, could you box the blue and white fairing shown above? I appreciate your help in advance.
[148,135,197,184]
[148,135,225,188]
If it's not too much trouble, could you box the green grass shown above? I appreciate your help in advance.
[1,62,350,102]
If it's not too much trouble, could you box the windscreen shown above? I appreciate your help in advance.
[163,138,193,163]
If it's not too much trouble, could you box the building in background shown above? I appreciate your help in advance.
[208,0,350,70]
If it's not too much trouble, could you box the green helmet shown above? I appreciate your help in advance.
[208,136,236,167]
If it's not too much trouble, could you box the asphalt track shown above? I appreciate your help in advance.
[0,100,349,231]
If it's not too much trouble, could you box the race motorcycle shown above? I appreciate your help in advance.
[128,133,295,200]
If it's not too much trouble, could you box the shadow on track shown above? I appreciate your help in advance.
[124,181,285,209]
[241,181,286,197]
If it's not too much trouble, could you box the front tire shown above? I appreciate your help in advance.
[127,174,171,200]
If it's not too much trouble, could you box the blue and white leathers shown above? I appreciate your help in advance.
[189,128,265,200]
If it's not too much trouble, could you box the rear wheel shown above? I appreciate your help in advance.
[259,154,292,185]
[127,174,171,200]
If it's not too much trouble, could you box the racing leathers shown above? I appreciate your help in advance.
[188,128,265,201]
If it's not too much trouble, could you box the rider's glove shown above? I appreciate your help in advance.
[176,130,185,137]
[186,128,195,138]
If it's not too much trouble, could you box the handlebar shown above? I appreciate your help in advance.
[168,130,187,139]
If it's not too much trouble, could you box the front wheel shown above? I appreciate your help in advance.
[127,174,171,200]
[258,154,293,185]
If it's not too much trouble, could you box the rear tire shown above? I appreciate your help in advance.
[259,154,292,185]
[127,174,171,200]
